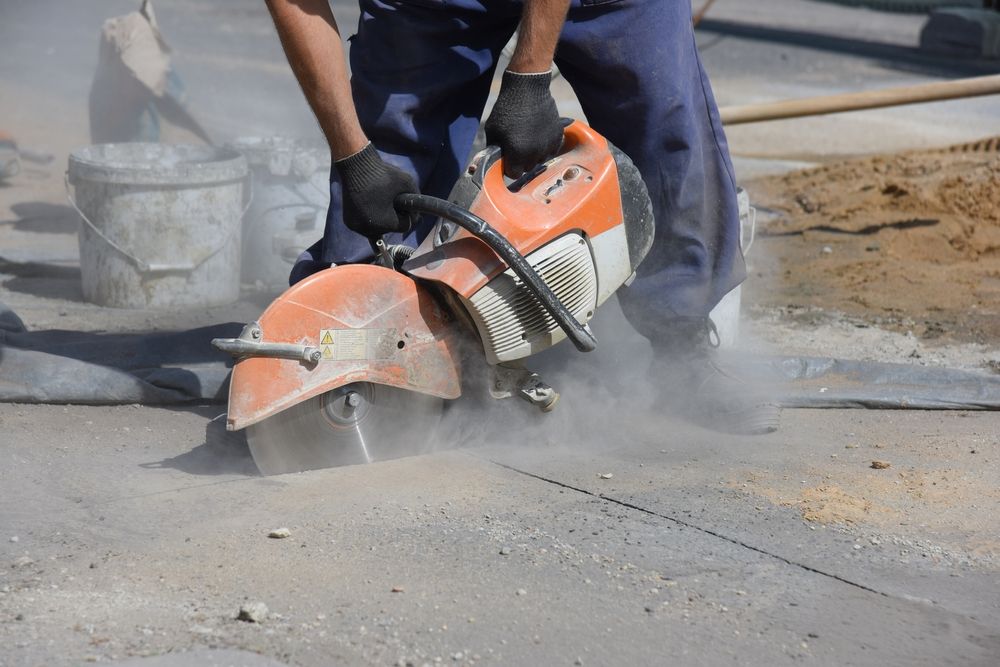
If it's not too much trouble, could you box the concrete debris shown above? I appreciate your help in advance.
[499,546,511,556]
[871,461,891,470]
[267,528,291,539]
[598,473,613,479]
[236,602,268,623]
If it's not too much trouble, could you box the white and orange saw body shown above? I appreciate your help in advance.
[214,120,654,474]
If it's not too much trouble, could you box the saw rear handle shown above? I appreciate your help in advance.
[394,193,598,354]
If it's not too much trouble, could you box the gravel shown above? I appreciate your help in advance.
[236,602,269,623]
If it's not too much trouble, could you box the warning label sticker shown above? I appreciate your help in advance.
[318,329,374,361]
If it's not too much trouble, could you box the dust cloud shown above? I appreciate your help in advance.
[434,297,671,462]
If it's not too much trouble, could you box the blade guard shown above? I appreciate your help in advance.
[225,264,462,431]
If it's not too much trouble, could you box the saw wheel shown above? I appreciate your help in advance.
[246,382,444,475]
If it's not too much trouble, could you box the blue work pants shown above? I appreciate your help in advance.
[295,0,745,337]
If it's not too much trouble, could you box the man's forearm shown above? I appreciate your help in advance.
[265,0,367,159]
[508,0,571,73]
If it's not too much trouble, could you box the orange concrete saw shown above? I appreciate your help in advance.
[213,120,654,474]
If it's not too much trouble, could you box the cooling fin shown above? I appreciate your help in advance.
[465,233,598,364]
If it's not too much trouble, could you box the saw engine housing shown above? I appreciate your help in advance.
[213,120,654,472]
[405,121,654,364]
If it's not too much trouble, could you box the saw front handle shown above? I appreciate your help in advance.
[394,193,598,354]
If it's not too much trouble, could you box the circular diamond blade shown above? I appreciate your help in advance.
[246,383,444,475]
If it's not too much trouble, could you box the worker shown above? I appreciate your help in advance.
[264,0,780,435]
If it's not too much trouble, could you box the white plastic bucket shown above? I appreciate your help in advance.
[226,137,330,291]
[67,143,248,308]
[709,187,755,348]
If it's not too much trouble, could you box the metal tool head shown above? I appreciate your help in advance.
[246,382,444,475]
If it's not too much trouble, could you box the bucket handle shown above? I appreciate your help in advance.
[64,172,254,274]
[742,205,756,255]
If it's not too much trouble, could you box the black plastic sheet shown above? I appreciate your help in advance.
[2,303,998,409]
[0,303,239,404]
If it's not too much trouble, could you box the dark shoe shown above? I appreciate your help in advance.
[651,318,780,435]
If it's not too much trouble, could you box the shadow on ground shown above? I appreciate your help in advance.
[139,411,260,477]
[0,246,83,301]
[697,18,1000,78]
[0,201,78,234]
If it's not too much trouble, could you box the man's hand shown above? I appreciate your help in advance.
[484,71,562,177]
[336,144,419,239]
[485,0,570,177]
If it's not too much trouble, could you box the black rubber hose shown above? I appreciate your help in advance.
[395,193,597,353]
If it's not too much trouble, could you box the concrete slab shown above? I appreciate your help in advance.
[1,404,998,666]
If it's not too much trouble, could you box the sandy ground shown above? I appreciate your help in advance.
[746,142,1000,348]
[2,0,1000,665]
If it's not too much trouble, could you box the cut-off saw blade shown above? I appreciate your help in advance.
[246,382,444,475]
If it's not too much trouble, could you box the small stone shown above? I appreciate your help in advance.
[391,586,405,593]
[12,556,34,568]
[499,546,511,556]
[853,544,862,550]
[268,528,291,539]
[515,588,527,596]
[597,473,613,480]
[821,246,833,254]
[9,536,18,543]
[236,602,268,623]
[451,652,463,661]
[15,613,24,621]
[870,460,891,470]
[845,443,859,449]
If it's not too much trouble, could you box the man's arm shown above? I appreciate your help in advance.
[264,0,367,160]
[265,0,416,240]
[508,0,570,74]
[485,0,570,176]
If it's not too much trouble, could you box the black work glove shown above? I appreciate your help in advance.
[484,70,563,178]
[335,143,419,239]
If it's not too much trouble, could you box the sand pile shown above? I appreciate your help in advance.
[745,139,1000,344]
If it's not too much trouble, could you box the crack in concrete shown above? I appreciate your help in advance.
[492,460,892,599]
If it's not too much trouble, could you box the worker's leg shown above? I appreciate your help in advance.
[556,1,777,434]
[291,0,519,282]
[555,0,745,335]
